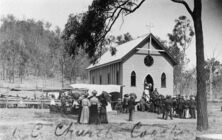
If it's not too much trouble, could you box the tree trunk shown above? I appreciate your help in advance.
[60,55,65,88]
[20,75,23,84]
[12,50,15,83]
[2,62,5,80]
[20,69,23,84]
[209,65,213,101]
[69,70,72,84]
[61,62,64,88]
[192,0,208,131]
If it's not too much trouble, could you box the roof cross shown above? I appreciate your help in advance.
[136,23,165,53]
[146,23,154,53]
[146,22,154,34]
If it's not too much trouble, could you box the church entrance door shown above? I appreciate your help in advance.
[144,74,154,92]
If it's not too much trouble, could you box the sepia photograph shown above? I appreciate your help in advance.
[0,0,222,139]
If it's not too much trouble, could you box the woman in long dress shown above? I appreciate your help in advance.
[80,95,90,124]
[99,92,109,124]
[89,90,100,124]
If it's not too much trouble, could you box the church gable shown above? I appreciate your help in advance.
[122,34,177,66]
[87,33,177,70]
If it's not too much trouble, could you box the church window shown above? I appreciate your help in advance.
[131,71,136,87]
[100,75,102,85]
[161,73,166,88]
[116,71,120,85]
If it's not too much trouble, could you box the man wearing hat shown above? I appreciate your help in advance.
[178,95,185,118]
[123,94,129,113]
[128,94,139,121]
[163,95,173,120]
[189,95,196,119]
[77,94,84,123]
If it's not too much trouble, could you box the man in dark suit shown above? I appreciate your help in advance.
[128,95,138,121]
[77,95,84,123]
[123,94,129,113]
[163,95,173,120]
[189,95,196,119]
[178,96,185,118]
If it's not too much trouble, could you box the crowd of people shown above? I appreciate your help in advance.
[53,87,197,123]
[117,88,197,121]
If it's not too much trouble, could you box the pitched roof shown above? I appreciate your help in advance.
[87,33,177,70]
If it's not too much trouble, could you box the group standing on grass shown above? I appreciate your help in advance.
[75,87,197,124]
[116,88,197,121]
[78,90,109,124]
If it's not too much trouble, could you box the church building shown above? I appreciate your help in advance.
[86,33,177,98]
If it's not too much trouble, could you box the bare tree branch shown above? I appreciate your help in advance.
[171,0,193,16]
[103,0,146,41]
[122,0,146,15]
[97,9,123,44]
[96,0,146,46]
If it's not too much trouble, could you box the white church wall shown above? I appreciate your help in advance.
[122,42,174,99]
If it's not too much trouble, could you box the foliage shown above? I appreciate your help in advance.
[110,46,117,56]
[106,32,133,56]
[168,16,194,52]
[167,16,194,95]
[115,32,133,45]
[0,15,90,84]
[204,58,222,99]
[63,0,145,58]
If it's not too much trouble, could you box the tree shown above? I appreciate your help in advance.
[186,0,208,131]
[64,0,208,131]
[0,15,19,83]
[0,15,77,85]
[205,58,221,100]
[167,16,194,95]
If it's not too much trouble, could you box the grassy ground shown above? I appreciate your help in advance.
[0,103,221,140]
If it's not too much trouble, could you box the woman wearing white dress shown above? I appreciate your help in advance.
[80,95,91,124]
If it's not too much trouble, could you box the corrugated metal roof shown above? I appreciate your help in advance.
[87,34,148,70]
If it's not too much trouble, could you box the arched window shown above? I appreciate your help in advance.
[161,73,166,88]
[131,71,136,87]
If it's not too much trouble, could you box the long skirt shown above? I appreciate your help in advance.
[185,109,190,119]
[89,105,100,124]
[80,106,89,124]
[77,106,82,123]
[99,106,108,124]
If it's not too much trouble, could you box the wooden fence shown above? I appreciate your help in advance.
[0,98,61,109]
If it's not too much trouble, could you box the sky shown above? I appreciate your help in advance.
[0,0,222,69]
